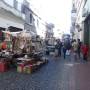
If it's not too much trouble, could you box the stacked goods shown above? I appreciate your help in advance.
[17,58,37,73]
[23,64,37,74]
[16,49,48,74]
[0,58,9,72]
[2,31,12,50]
[17,62,25,73]
[17,57,48,74]
[17,62,37,73]
[0,62,7,72]
[23,65,32,74]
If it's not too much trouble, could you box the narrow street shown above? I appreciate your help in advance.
[0,55,90,90]
[0,0,90,90]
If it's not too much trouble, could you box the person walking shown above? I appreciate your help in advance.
[72,39,78,60]
[58,40,62,57]
[81,44,89,62]
[77,39,82,59]
[62,43,67,59]
[55,40,59,57]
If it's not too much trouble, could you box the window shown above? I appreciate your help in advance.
[30,14,33,24]
[37,19,39,28]
[14,0,18,9]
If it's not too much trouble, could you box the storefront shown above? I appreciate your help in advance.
[83,15,90,46]
[82,0,90,46]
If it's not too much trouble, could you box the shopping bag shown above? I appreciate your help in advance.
[66,50,70,55]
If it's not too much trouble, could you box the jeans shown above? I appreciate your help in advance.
[63,50,66,59]
[83,54,87,61]
[77,50,81,58]
[58,48,62,56]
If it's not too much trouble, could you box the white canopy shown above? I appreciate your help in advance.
[2,31,21,36]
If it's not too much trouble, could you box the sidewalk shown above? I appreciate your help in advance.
[73,61,90,90]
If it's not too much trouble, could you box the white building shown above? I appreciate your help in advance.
[20,0,46,38]
[82,0,90,45]
[71,0,85,41]
[45,23,54,39]
[70,0,77,39]
[45,23,55,45]
[21,0,37,36]
[0,0,47,39]
[35,18,46,39]
[0,0,25,32]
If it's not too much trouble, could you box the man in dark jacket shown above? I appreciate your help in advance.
[77,39,81,58]
[58,40,62,56]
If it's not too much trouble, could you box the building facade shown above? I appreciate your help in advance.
[45,23,55,45]
[0,0,25,32]
[45,23,54,39]
[71,0,90,54]
[72,0,90,43]
[21,0,47,38]
[71,0,85,41]
[0,0,47,38]
[82,0,90,46]
[21,0,37,36]
[70,0,77,39]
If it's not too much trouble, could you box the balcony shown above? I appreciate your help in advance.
[0,0,25,20]
[82,0,90,17]
[71,9,77,13]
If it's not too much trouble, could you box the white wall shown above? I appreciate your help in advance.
[0,9,24,29]
[4,0,22,11]
[73,0,85,40]
[4,0,14,7]
[0,0,25,19]
[0,17,24,29]
[34,15,46,38]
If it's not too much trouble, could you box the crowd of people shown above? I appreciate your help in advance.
[55,39,89,62]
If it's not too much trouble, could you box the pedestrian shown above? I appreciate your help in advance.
[66,39,72,51]
[58,40,62,57]
[55,40,59,57]
[66,40,72,56]
[77,39,82,59]
[81,44,89,61]
[72,39,78,60]
[62,43,67,59]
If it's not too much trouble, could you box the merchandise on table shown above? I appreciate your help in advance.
[17,62,26,73]
[23,65,33,74]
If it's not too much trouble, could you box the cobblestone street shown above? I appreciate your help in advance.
[0,55,90,90]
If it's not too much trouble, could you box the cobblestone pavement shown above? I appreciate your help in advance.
[0,55,90,90]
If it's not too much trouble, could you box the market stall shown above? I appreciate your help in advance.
[0,31,48,73]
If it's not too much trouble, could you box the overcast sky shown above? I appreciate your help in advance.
[28,0,72,36]
[18,0,72,37]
